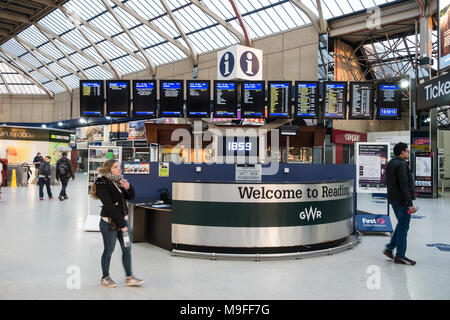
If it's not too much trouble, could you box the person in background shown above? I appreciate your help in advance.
[383,142,417,266]
[38,156,53,201]
[56,152,75,201]
[0,157,7,199]
[33,152,44,177]
[89,159,143,288]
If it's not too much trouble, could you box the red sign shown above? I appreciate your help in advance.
[413,138,430,145]
[332,129,367,145]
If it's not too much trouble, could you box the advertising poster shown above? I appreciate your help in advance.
[355,142,390,193]
[123,162,150,175]
[128,120,146,140]
[49,142,70,164]
[440,0,450,70]
[159,162,169,177]
[1,140,49,164]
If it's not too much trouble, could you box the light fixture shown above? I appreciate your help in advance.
[41,124,47,128]
[58,121,64,127]
[400,79,409,88]
[79,118,86,124]
[106,116,111,120]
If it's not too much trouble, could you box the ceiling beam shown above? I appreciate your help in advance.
[0,11,30,24]
[189,0,246,45]
[59,6,152,70]
[109,0,194,60]
[0,68,13,95]
[0,47,67,92]
[34,22,114,76]
[61,9,122,79]
[14,36,85,79]
[0,55,53,97]
[100,0,156,74]
[16,40,72,92]
[229,0,252,47]
[289,0,325,34]
[35,27,89,79]
[159,0,198,64]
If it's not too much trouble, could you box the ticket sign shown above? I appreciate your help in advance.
[133,80,157,117]
[295,81,319,119]
[376,83,401,120]
[106,80,131,117]
[186,80,211,118]
[268,81,292,118]
[323,81,347,119]
[80,80,104,117]
[160,80,184,117]
[241,81,265,118]
[349,82,374,119]
[213,81,238,118]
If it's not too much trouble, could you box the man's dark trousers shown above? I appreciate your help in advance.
[59,177,69,198]
[386,203,411,259]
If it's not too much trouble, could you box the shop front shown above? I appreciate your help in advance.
[332,129,367,164]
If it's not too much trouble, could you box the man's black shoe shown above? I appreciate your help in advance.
[394,256,416,265]
[383,249,394,259]
[64,196,68,200]
[58,195,64,201]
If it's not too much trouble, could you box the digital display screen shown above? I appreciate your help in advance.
[295,81,318,118]
[160,80,184,117]
[376,83,401,120]
[133,80,157,117]
[268,81,292,118]
[222,136,259,163]
[241,81,265,118]
[186,80,210,118]
[80,80,104,116]
[323,81,347,119]
[106,80,130,117]
[213,81,238,118]
[349,82,374,119]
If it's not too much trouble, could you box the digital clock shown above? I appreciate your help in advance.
[228,142,252,152]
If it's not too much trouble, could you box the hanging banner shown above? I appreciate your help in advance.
[217,44,263,81]
[355,142,390,193]
[440,0,450,70]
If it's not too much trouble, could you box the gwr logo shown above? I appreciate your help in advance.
[299,207,322,221]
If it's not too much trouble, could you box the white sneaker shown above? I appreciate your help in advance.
[125,276,144,286]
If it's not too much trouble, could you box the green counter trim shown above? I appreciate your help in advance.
[172,197,353,227]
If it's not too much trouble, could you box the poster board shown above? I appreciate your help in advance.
[355,142,390,193]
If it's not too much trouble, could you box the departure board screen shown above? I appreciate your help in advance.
[295,81,319,119]
[80,80,104,117]
[106,80,130,117]
[160,80,184,117]
[186,80,211,118]
[349,82,374,119]
[323,81,347,119]
[213,81,238,118]
[241,81,265,118]
[268,81,292,118]
[132,80,157,117]
[376,83,401,120]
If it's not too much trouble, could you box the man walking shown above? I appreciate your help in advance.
[56,152,74,201]
[38,156,53,201]
[383,142,418,265]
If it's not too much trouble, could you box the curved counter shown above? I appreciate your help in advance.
[172,180,354,253]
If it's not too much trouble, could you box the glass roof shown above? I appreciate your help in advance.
[0,0,402,95]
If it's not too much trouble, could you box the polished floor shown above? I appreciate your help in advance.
[0,173,449,300]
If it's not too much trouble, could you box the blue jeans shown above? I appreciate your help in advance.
[38,177,52,199]
[386,203,411,258]
[99,219,132,278]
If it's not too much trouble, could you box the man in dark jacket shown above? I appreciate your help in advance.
[383,142,417,265]
[56,152,75,201]
[38,156,53,200]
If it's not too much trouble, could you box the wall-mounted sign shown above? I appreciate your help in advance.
[416,71,450,111]
[332,129,367,145]
[217,44,263,81]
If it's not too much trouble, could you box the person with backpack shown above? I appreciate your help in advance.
[56,152,74,201]
[38,156,53,201]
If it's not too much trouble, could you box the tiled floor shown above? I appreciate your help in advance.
[1,173,449,300]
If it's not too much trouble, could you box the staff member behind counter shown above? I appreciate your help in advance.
[90,159,144,288]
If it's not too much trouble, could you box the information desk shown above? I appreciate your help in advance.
[172,180,354,254]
